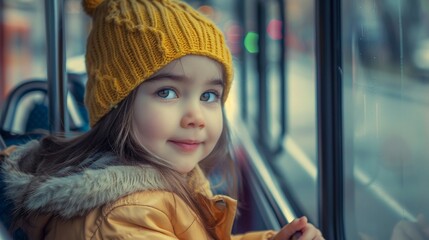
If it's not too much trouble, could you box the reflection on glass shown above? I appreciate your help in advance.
[342,0,429,239]
[0,0,89,103]
[266,1,282,148]
[271,0,318,224]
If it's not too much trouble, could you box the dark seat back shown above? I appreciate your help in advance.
[0,77,89,136]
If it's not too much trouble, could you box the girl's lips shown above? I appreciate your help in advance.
[168,140,201,152]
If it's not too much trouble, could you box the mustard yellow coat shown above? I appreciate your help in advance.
[1,141,276,239]
[20,191,275,240]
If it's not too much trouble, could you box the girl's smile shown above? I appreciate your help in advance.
[168,139,203,153]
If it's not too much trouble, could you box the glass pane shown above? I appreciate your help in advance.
[266,1,283,147]
[342,0,429,239]
[1,1,46,102]
[243,0,259,132]
[0,0,89,114]
[201,0,243,120]
[272,0,318,223]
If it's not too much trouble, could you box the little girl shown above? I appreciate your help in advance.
[1,0,324,239]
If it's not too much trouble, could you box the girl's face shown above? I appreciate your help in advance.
[132,55,224,174]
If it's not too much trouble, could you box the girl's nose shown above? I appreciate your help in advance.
[180,105,205,129]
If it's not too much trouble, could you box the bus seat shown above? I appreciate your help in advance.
[25,102,49,133]
[0,129,44,147]
[67,73,89,131]
[0,77,89,138]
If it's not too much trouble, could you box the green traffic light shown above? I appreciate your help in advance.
[244,32,259,53]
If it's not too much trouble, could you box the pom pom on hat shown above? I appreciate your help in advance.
[83,0,233,126]
[82,0,104,16]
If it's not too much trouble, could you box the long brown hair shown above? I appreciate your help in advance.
[16,87,238,239]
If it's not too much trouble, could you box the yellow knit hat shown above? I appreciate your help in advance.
[82,0,233,126]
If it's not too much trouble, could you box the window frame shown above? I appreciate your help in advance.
[315,0,345,239]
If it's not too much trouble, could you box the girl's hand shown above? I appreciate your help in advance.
[271,216,324,240]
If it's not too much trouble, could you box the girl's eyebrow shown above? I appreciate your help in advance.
[146,73,225,87]
[208,79,225,88]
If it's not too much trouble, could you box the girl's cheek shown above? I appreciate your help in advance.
[135,108,173,136]
[208,113,223,139]
[137,116,162,134]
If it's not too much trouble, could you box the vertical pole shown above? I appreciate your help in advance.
[256,0,269,151]
[279,0,287,143]
[0,0,5,102]
[316,0,344,238]
[45,0,69,134]
[238,0,247,121]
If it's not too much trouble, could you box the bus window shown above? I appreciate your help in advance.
[342,0,429,239]
[271,0,318,224]
[0,0,89,113]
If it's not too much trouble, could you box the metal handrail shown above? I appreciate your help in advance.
[45,0,69,134]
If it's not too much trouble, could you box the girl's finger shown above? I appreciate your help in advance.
[299,223,324,240]
[273,216,308,240]
[290,232,302,240]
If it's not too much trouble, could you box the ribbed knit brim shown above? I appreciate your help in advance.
[82,0,233,126]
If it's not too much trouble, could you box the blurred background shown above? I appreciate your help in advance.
[1,0,429,239]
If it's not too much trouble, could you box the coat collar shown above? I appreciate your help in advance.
[1,140,209,219]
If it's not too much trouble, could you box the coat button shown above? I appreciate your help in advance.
[215,199,227,210]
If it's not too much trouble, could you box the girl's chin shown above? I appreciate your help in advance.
[174,166,196,175]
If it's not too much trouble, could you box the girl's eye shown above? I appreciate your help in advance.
[157,89,177,99]
[200,91,219,102]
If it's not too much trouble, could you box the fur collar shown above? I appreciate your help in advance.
[1,140,172,219]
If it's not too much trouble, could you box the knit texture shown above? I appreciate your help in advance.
[82,0,233,126]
